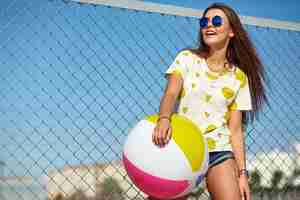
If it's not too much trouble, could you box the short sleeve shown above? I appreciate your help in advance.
[165,50,190,79]
[229,69,252,111]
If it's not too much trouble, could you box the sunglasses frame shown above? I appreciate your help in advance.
[199,15,223,29]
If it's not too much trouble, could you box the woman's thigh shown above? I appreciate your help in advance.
[206,158,241,200]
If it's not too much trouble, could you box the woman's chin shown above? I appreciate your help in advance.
[204,38,227,49]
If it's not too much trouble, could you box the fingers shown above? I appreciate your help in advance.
[240,188,245,200]
[245,188,251,200]
[240,186,251,200]
[152,121,172,147]
[152,126,163,147]
[240,190,245,200]
[157,128,165,147]
[164,126,172,144]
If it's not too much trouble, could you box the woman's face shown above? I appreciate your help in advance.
[201,8,234,49]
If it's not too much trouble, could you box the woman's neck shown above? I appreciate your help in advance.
[207,45,227,66]
[206,48,228,72]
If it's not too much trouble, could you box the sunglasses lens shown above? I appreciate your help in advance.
[199,17,208,28]
[212,15,222,27]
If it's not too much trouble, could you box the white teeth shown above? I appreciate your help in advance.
[206,32,216,35]
[206,31,216,35]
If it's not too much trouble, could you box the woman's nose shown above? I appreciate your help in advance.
[206,19,214,28]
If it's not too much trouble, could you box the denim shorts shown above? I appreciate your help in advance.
[208,151,234,168]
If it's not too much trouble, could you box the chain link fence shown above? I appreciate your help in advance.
[0,0,300,199]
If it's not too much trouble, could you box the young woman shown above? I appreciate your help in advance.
[151,3,266,200]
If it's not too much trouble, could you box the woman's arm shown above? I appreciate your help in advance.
[228,110,246,172]
[228,110,251,200]
[159,74,183,118]
[153,74,183,146]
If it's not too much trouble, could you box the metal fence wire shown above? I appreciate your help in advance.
[0,0,300,200]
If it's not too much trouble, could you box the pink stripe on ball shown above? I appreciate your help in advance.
[123,154,189,199]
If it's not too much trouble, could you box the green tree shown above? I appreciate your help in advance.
[283,168,300,192]
[249,169,262,193]
[271,170,284,191]
[292,168,300,192]
[96,177,124,200]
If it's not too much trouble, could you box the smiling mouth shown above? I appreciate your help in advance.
[205,31,217,37]
[205,33,217,38]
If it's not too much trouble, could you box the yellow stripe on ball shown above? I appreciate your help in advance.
[146,114,206,172]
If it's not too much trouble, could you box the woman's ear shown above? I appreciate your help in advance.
[229,31,235,38]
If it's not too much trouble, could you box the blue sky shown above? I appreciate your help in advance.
[143,0,300,22]
[0,0,299,179]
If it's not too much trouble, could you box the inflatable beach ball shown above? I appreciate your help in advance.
[123,114,208,199]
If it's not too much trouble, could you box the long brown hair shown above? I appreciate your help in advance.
[190,3,267,124]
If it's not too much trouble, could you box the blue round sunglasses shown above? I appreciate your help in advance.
[199,15,223,28]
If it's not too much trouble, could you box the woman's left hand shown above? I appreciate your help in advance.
[239,175,251,200]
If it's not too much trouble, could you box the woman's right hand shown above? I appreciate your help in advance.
[152,73,182,148]
[152,118,172,147]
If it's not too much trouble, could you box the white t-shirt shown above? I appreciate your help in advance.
[165,50,252,152]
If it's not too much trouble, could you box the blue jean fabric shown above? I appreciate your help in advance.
[208,151,234,168]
